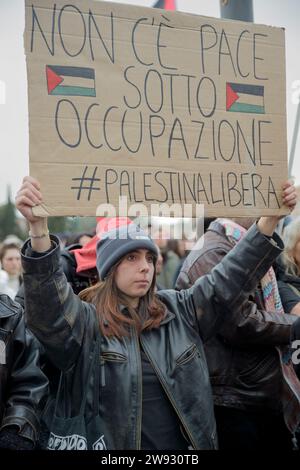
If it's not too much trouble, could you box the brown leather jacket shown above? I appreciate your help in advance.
[176,220,300,433]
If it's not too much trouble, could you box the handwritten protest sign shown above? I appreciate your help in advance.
[24,0,288,217]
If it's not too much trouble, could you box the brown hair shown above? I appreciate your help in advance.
[79,260,166,338]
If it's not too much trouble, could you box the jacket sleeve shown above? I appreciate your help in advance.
[21,236,95,371]
[175,223,296,342]
[0,312,49,446]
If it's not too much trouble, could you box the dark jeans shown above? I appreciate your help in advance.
[214,406,296,450]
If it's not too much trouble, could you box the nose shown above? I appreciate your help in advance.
[139,258,150,273]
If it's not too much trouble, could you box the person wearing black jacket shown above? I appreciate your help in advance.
[14,176,300,450]
[0,294,48,449]
[60,243,98,295]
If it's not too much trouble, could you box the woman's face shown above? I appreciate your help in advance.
[114,249,155,307]
[293,239,300,268]
[1,248,21,276]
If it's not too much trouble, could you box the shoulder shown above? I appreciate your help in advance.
[156,289,187,316]
[0,294,23,320]
[177,224,231,288]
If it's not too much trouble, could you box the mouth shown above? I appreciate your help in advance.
[135,280,150,286]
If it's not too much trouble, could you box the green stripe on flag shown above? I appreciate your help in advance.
[228,102,265,114]
[50,86,96,97]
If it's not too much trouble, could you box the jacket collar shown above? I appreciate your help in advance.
[119,302,175,325]
[0,295,20,318]
[160,310,176,325]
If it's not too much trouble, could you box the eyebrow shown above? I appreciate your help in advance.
[129,250,153,255]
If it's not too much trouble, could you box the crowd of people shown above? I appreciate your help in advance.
[0,177,300,450]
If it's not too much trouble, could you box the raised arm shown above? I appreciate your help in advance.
[15,176,51,252]
[16,177,96,370]
[173,182,298,341]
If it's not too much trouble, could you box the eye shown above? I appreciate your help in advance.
[146,255,154,263]
[127,254,136,261]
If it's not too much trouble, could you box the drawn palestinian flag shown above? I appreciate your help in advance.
[46,65,96,97]
[153,0,176,10]
[226,82,265,114]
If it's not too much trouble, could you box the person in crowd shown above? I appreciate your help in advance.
[155,246,164,291]
[276,217,300,315]
[276,217,300,384]
[15,176,299,450]
[0,243,22,299]
[62,217,133,295]
[176,212,300,450]
[153,229,181,290]
[59,238,98,296]
[170,238,195,288]
[0,269,15,299]
[15,216,133,448]
[65,231,94,248]
[0,294,48,449]
[2,235,23,248]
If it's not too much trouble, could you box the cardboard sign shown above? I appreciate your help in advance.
[24,0,288,217]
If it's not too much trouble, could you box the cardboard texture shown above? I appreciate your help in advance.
[24,0,288,217]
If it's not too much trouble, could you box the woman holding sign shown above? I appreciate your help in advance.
[16,176,299,450]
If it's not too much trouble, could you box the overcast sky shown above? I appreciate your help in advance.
[0,0,300,205]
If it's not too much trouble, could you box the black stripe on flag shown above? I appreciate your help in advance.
[50,66,95,79]
[230,83,264,96]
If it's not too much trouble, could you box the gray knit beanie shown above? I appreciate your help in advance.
[96,224,158,280]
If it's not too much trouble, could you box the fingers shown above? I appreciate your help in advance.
[283,197,297,211]
[282,182,296,194]
[282,181,291,190]
[16,188,42,206]
[23,175,41,190]
[281,179,297,210]
[16,194,38,208]
[283,188,297,200]
[15,176,45,224]
[282,193,297,210]
[16,177,43,205]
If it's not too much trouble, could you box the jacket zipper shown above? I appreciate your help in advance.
[100,352,127,362]
[99,352,127,387]
[176,344,198,366]
[141,337,205,450]
[132,327,142,450]
[100,357,106,387]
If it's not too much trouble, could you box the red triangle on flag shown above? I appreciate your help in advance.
[165,0,176,10]
[226,83,239,110]
[46,66,63,94]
